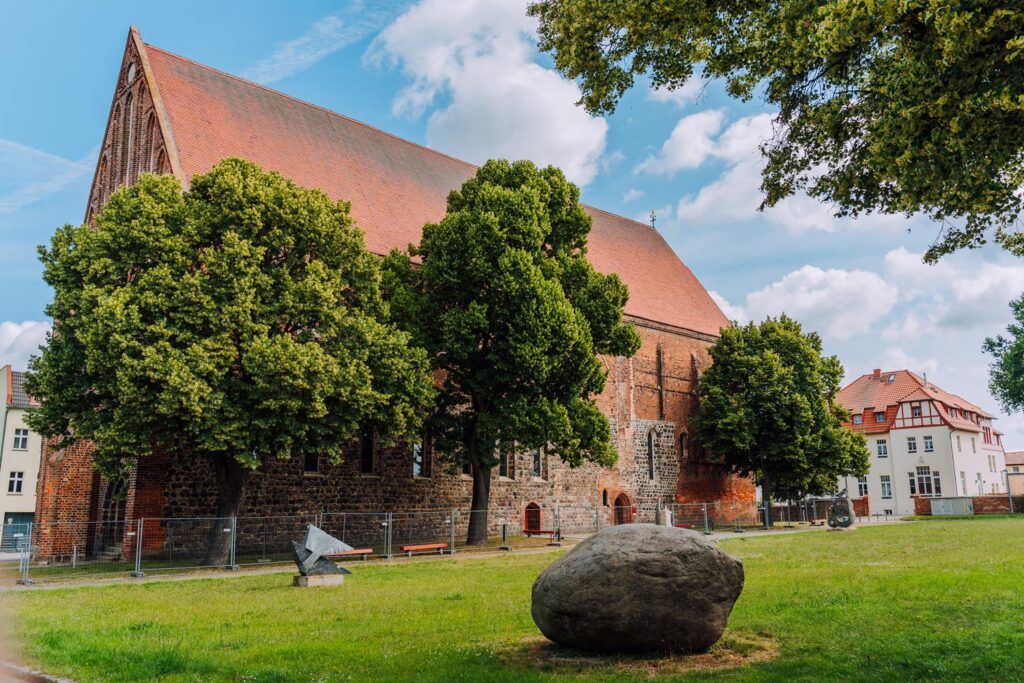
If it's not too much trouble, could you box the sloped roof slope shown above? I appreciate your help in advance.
[142,43,728,337]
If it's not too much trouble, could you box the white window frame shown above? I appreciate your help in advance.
[907,437,917,453]
[857,477,869,497]
[923,435,934,453]
[7,471,24,494]
[876,439,888,457]
[880,475,892,499]
[12,428,29,450]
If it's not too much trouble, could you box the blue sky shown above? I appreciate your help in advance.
[3,1,1024,446]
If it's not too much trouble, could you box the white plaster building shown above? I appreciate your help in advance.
[1,365,42,548]
[837,369,1007,516]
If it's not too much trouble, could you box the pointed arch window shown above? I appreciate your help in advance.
[121,91,135,184]
[142,112,155,174]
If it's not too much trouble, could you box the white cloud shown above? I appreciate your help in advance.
[720,265,897,341]
[0,138,96,215]
[709,291,748,324]
[878,347,939,381]
[647,74,706,107]
[622,188,644,203]
[242,4,400,84]
[369,0,608,187]
[636,109,725,175]
[0,321,50,370]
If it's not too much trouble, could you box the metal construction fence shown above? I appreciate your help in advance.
[4,498,864,586]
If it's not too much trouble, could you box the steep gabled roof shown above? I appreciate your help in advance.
[838,369,993,433]
[130,37,727,338]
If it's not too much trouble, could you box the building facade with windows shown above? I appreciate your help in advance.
[1006,451,1024,496]
[34,29,754,555]
[838,369,1007,516]
[1,366,42,548]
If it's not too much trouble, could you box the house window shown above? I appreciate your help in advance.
[960,471,967,495]
[907,437,917,453]
[874,411,886,423]
[12,428,28,450]
[359,428,377,474]
[646,430,655,480]
[908,472,916,495]
[976,473,984,495]
[971,438,976,453]
[412,438,431,478]
[933,470,942,496]
[602,489,609,506]
[956,435,961,452]
[531,448,544,479]
[876,439,888,457]
[852,414,863,425]
[880,475,892,499]
[857,477,868,497]
[924,435,934,452]
[303,452,319,474]
[679,433,689,461]
[7,472,23,494]
[911,405,922,418]
[916,466,935,496]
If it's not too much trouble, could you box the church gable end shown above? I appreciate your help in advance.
[86,28,173,222]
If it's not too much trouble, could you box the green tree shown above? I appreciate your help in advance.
[26,159,434,564]
[383,159,640,544]
[530,1,1024,262]
[692,315,868,525]
[984,294,1024,411]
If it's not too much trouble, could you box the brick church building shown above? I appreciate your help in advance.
[35,28,753,551]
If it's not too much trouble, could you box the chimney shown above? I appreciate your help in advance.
[873,368,881,379]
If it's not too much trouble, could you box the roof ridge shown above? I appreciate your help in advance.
[143,43,662,234]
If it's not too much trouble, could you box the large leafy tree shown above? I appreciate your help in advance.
[530,1,1024,262]
[26,158,434,563]
[692,316,868,524]
[383,159,640,544]
[984,294,1024,411]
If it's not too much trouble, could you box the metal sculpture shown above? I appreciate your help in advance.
[291,524,353,576]
[827,489,854,528]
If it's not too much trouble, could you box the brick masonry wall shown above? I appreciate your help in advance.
[912,494,1024,515]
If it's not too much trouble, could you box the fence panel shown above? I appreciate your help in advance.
[318,512,390,559]
[0,523,32,586]
[28,519,136,583]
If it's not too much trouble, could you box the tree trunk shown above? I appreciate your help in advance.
[202,457,249,567]
[762,476,774,529]
[466,462,491,546]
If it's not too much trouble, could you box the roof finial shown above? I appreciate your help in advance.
[649,208,657,228]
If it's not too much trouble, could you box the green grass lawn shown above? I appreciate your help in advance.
[4,518,1024,682]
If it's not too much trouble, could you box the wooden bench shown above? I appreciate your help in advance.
[330,548,373,561]
[400,543,448,557]
[524,529,556,541]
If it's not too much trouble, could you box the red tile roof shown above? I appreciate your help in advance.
[142,42,728,338]
[838,369,993,433]
[1006,451,1024,466]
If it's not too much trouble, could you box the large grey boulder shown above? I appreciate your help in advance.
[531,524,744,652]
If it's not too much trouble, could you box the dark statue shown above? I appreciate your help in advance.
[827,489,854,528]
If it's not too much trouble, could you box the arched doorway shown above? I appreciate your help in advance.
[524,502,542,533]
[614,493,633,525]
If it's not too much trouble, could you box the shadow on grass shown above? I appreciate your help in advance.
[494,630,778,677]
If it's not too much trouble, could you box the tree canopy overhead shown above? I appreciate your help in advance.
[383,159,640,544]
[27,158,435,561]
[692,315,869,521]
[530,0,1024,262]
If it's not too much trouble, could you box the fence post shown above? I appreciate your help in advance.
[130,518,144,578]
[384,512,393,560]
[548,506,562,547]
[499,519,511,552]
[228,516,239,570]
[702,503,710,534]
[449,510,457,555]
[16,523,33,586]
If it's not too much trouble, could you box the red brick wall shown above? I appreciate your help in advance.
[912,494,1023,515]
[852,497,869,516]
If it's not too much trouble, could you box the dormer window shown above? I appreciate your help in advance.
[874,411,886,423]
[852,414,863,425]
[911,405,922,418]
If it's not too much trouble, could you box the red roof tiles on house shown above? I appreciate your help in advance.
[838,369,993,433]
[1005,451,1024,466]
[142,43,728,338]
